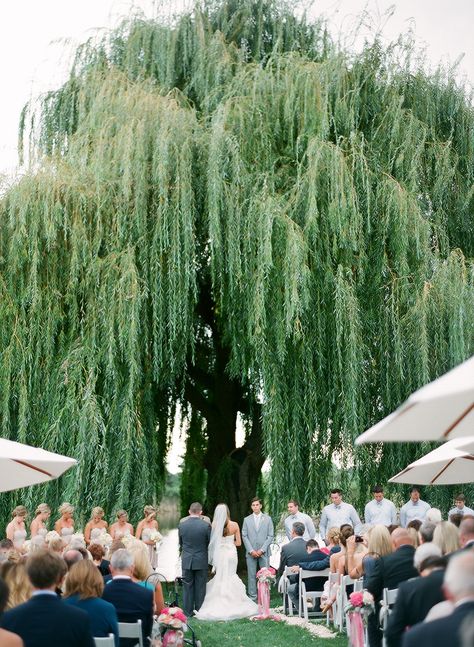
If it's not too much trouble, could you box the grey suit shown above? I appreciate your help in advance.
[178,516,211,616]
[242,513,274,600]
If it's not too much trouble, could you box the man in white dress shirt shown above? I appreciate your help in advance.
[319,489,361,539]
[448,494,474,521]
[364,485,397,526]
[283,500,316,541]
[399,487,431,527]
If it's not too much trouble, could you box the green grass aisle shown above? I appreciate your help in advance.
[188,618,347,646]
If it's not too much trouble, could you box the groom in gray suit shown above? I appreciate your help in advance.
[178,502,211,616]
[242,497,274,601]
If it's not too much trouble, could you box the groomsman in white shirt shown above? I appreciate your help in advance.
[284,499,316,541]
[448,494,474,520]
[319,489,361,539]
[399,487,431,527]
[364,485,397,526]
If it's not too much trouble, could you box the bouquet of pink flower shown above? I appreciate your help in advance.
[345,590,374,615]
[157,607,187,630]
[256,566,276,584]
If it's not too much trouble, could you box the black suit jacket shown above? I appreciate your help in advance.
[278,537,308,577]
[401,600,474,647]
[102,578,153,646]
[0,593,95,647]
[385,569,446,647]
[366,544,418,601]
[178,516,211,570]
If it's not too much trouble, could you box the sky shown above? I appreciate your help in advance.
[1,0,473,471]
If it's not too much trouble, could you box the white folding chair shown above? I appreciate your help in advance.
[94,635,115,647]
[325,571,341,627]
[299,567,330,621]
[336,575,357,632]
[118,620,143,647]
[280,566,296,616]
[380,588,398,647]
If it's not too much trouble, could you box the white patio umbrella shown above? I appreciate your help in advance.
[0,438,77,492]
[388,437,474,485]
[356,355,474,445]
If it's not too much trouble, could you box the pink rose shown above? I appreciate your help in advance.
[350,591,364,607]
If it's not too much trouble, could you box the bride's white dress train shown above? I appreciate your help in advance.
[195,535,258,621]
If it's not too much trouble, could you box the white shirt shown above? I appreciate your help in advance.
[253,513,262,530]
[448,505,474,519]
[319,502,361,539]
[364,498,397,526]
[284,511,316,541]
[399,499,431,527]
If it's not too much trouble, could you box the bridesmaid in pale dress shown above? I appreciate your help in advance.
[135,505,159,568]
[30,504,51,549]
[84,507,108,545]
[54,502,75,545]
[109,510,134,540]
[6,507,28,551]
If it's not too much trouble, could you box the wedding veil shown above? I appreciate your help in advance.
[208,503,228,566]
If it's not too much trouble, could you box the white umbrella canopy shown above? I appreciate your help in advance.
[356,355,474,445]
[389,437,474,485]
[0,438,77,492]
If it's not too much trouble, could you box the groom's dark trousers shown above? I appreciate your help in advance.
[178,516,211,616]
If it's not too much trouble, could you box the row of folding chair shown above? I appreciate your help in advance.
[94,619,143,647]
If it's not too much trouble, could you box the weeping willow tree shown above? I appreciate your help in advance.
[0,0,473,527]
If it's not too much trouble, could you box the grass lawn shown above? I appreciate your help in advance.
[189,618,347,647]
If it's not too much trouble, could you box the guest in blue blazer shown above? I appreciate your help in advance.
[64,559,119,646]
[102,549,153,647]
[0,550,95,647]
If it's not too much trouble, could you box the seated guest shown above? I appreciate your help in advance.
[419,521,436,544]
[433,521,460,555]
[459,517,474,550]
[0,550,94,647]
[449,513,463,528]
[278,522,308,577]
[47,537,65,555]
[425,508,442,524]
[127,542,164,614]
[89,544,110,576]
[64,560,119,646]
[0,540,14,561]
[321,527,341,555]
[63,549,83,571]
[0,562,32,609]
[102,549,153,647]
[288,537,340,609]
[0,578,23,647]
[366,528,418,647]
[401,551,474,647]
[385,543,445,647]
[348,524,392,583]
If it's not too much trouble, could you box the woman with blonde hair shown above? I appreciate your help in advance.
[0,578,23,647]
[135,505,159,568]
[127,541,164,614]
[84,507,108,545]
[30,504,51,549]
[109,510,133,540]
[0,562,32,610]
[6,508,28,551]
[64,560,119,644]
[322,527,341,555]
[54,503,75,545]
[433,521,460,555]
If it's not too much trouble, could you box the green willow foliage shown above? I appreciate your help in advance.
[1,1,473,524]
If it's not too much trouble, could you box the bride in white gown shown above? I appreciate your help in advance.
[195,504,258,621]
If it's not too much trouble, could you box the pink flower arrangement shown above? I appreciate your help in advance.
[349,591,364,607]
[256,567,276,584]
[158,607,187,630]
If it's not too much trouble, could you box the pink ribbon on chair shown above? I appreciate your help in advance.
[162,629,184,647]
[349,611,365,647]
[258,580,270,617]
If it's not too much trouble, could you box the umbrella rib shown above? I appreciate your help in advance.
[430,459,455,485]
[443,401,474,438]
[12,459,53,478]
